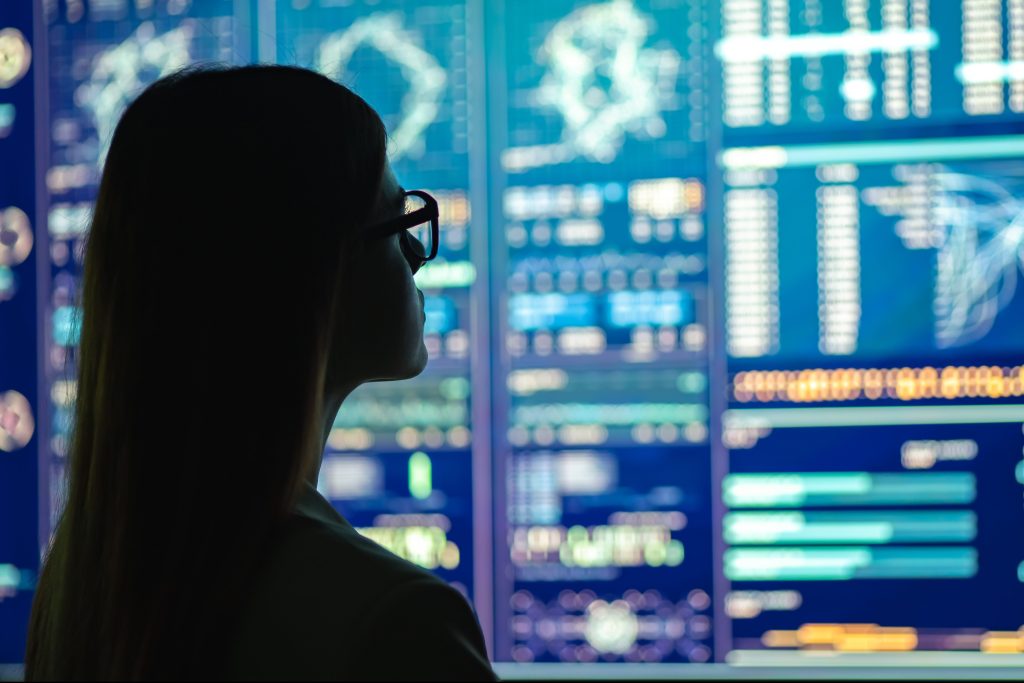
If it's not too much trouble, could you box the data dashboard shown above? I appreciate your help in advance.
[2,0,1024,674]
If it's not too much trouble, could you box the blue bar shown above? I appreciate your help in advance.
[606,289,693,328]
[508,292,597,331]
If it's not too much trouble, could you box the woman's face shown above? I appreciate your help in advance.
[326,163,428,392]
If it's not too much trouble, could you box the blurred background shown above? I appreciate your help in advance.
[2,0,1024,678]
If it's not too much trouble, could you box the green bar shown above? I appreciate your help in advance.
[724,472,976,508]
[408,451,432,500]
[724,511,977,544]
[414,260,476,288]
[725,547,977,581]
[720,135,1024,169]
[724,405,1024,429]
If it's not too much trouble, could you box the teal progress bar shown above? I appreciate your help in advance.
[724,546,978,581]
[724,404,1024,429]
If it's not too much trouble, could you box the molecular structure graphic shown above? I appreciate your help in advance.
[76,22,194,166]
[507,0,680,171]
[316,13,446,161]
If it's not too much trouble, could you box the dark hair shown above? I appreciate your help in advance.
[25,65,387,680]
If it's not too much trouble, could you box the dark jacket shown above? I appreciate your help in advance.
[223,484,496,681]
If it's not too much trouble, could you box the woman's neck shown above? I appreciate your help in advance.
[313,385,356,485]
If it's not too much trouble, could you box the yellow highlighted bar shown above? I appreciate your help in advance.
[733,365,1024,404]
[759,624,1024,654]
[982,633,1024,654]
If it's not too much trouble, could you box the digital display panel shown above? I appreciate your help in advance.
[720,70,1024,668]
[490,0,716,664]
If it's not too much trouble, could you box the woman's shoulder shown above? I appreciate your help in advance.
[222,491,494,680]
[283,484,454,591]
[246,491,455,624]
[275,509,441,592]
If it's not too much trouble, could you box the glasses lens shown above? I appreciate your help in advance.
[404,194,433,259]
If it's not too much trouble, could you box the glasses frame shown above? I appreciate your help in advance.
[360,189,440,265]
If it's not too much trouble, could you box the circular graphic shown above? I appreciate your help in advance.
[0,28,31,89]
[584,599,640,654]
[0,207,33,267]
[0,390,34,452]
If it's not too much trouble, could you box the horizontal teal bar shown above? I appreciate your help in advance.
[724,511,977,544]
[725,547,978,581]
[724,472,976,508]
[720,135,1024,169]
[333,399,468,428]
[513,402,709,426]
[724,405,1024,429]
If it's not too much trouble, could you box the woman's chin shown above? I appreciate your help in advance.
[409,343,429,377]
[386,344,428,381]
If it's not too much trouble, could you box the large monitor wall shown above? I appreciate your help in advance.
[2,0,1024,669]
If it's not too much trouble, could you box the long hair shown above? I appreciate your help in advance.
[25,65,387,680]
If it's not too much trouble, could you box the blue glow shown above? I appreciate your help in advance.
[52,306,80,347]
[508,293,597,331]
[606,290,692,328]
[423,295,458,335]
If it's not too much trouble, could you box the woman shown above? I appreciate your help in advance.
[25,65,495,681]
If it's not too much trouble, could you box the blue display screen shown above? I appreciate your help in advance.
[490,0,715,664]
[5,0,1024,674]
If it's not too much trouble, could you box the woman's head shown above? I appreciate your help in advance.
[101,63,426,405]
[27,65,426,679]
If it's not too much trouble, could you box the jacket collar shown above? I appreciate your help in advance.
[294,482,353,530]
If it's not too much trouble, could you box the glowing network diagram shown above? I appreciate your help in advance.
[315,13,446,161]
[76,22,194,165]
[928,169,1024,349]
[504,0,682,171]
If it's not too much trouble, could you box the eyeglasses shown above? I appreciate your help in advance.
[360,189,439,270]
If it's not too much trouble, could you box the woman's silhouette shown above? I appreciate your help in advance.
[25,65,495,681]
